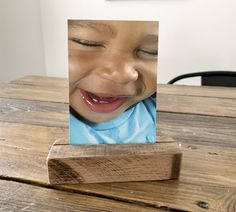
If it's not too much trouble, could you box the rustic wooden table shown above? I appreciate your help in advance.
[0,76,236,212]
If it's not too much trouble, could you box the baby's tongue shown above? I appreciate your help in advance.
[89,92,118,103]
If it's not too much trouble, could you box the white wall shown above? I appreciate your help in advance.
[1,1,236,84]
[40,0,236,85]
[0,1,7,83]
[0,0,46,83]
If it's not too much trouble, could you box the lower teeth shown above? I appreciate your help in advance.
[91,97,98,103]
[91,97,109,104]
[99,100,109,103]
[88,92,118,104]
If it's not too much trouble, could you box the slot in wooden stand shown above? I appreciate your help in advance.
[47,135,182,184]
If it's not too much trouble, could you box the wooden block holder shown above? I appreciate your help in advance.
[47,135,182,184]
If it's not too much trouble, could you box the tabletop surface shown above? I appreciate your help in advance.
[0,75,236,212]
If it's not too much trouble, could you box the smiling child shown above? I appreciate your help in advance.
[68,20,158,144]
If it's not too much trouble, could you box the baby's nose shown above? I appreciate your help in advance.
[98,57,138,84]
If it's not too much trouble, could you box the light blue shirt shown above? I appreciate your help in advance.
[70,97,156,144]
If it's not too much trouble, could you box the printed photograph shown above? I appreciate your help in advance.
[68,20,158,144]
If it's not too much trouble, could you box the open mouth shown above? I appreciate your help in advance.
[80,89,129,113]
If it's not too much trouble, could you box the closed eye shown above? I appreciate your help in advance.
[138,48,158,56]
[70,38,105,48]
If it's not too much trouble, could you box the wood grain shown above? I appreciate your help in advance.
[0,83,68,103]
[47,141,182,184]
[1,76,236,211]
[1,92,234,148]
[0,97,68,128]
[2,75,235,117]
[157,84,236,99]
[0,121,236,211]
[157,93,236,117]
[12,76,236,99]
[0,122,67,182]
[1,114,236,186]
[61,180,236,212]
[0,180,161,212]
[10,75,68,87]
[157,112,236,148]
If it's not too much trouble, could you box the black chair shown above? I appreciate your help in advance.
[168,71,236,87]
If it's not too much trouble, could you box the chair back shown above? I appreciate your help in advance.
[168,71,236,87]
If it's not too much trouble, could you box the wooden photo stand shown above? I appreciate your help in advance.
[47,135,182,184]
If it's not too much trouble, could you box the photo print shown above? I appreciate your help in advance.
[68,19,158,144]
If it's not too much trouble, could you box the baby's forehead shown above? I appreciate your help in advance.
[68,20,117,37]
[68,19,158,26]
[68,20,158,31]
[68,20,158,43]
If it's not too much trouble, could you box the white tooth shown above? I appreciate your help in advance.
[99,100,109,103]
[92,97,99,102]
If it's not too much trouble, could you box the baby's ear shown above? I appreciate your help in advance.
[151,92,156,98]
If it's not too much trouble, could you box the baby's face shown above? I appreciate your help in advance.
[68,20,158,123]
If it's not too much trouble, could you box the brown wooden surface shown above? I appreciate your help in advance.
[0,180,161,212]
[157,83,236,99]
[48,141,181,184]
[0,75,236,211]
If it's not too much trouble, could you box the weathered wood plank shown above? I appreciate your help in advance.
[0,180,160,212]
[47,140,181,184]
[157,93,236,117]
[0,119,234,187]
[1,92,235,148]
[61,180,236,212]
[49,142,236,187]
[0,121,178,185]
[10,75,68,87]
[0,97,68,128]
[1,76,236,211]
[0,83,68,103]
[158,84,236,99]
[157,112,236,148]
[179,143,236,187]
[1,84,235,118]
[0,121,236,211]
[11,76,236,99]
[1,76,236,117]
[0,122,68,182]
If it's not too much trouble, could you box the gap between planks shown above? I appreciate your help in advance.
[157,110,236,119]
[0,176,187,212]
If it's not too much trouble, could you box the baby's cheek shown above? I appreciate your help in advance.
[69,51,101,80]
[139,66,157,92]
[69,56,90,83]
[147,66,157,88]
